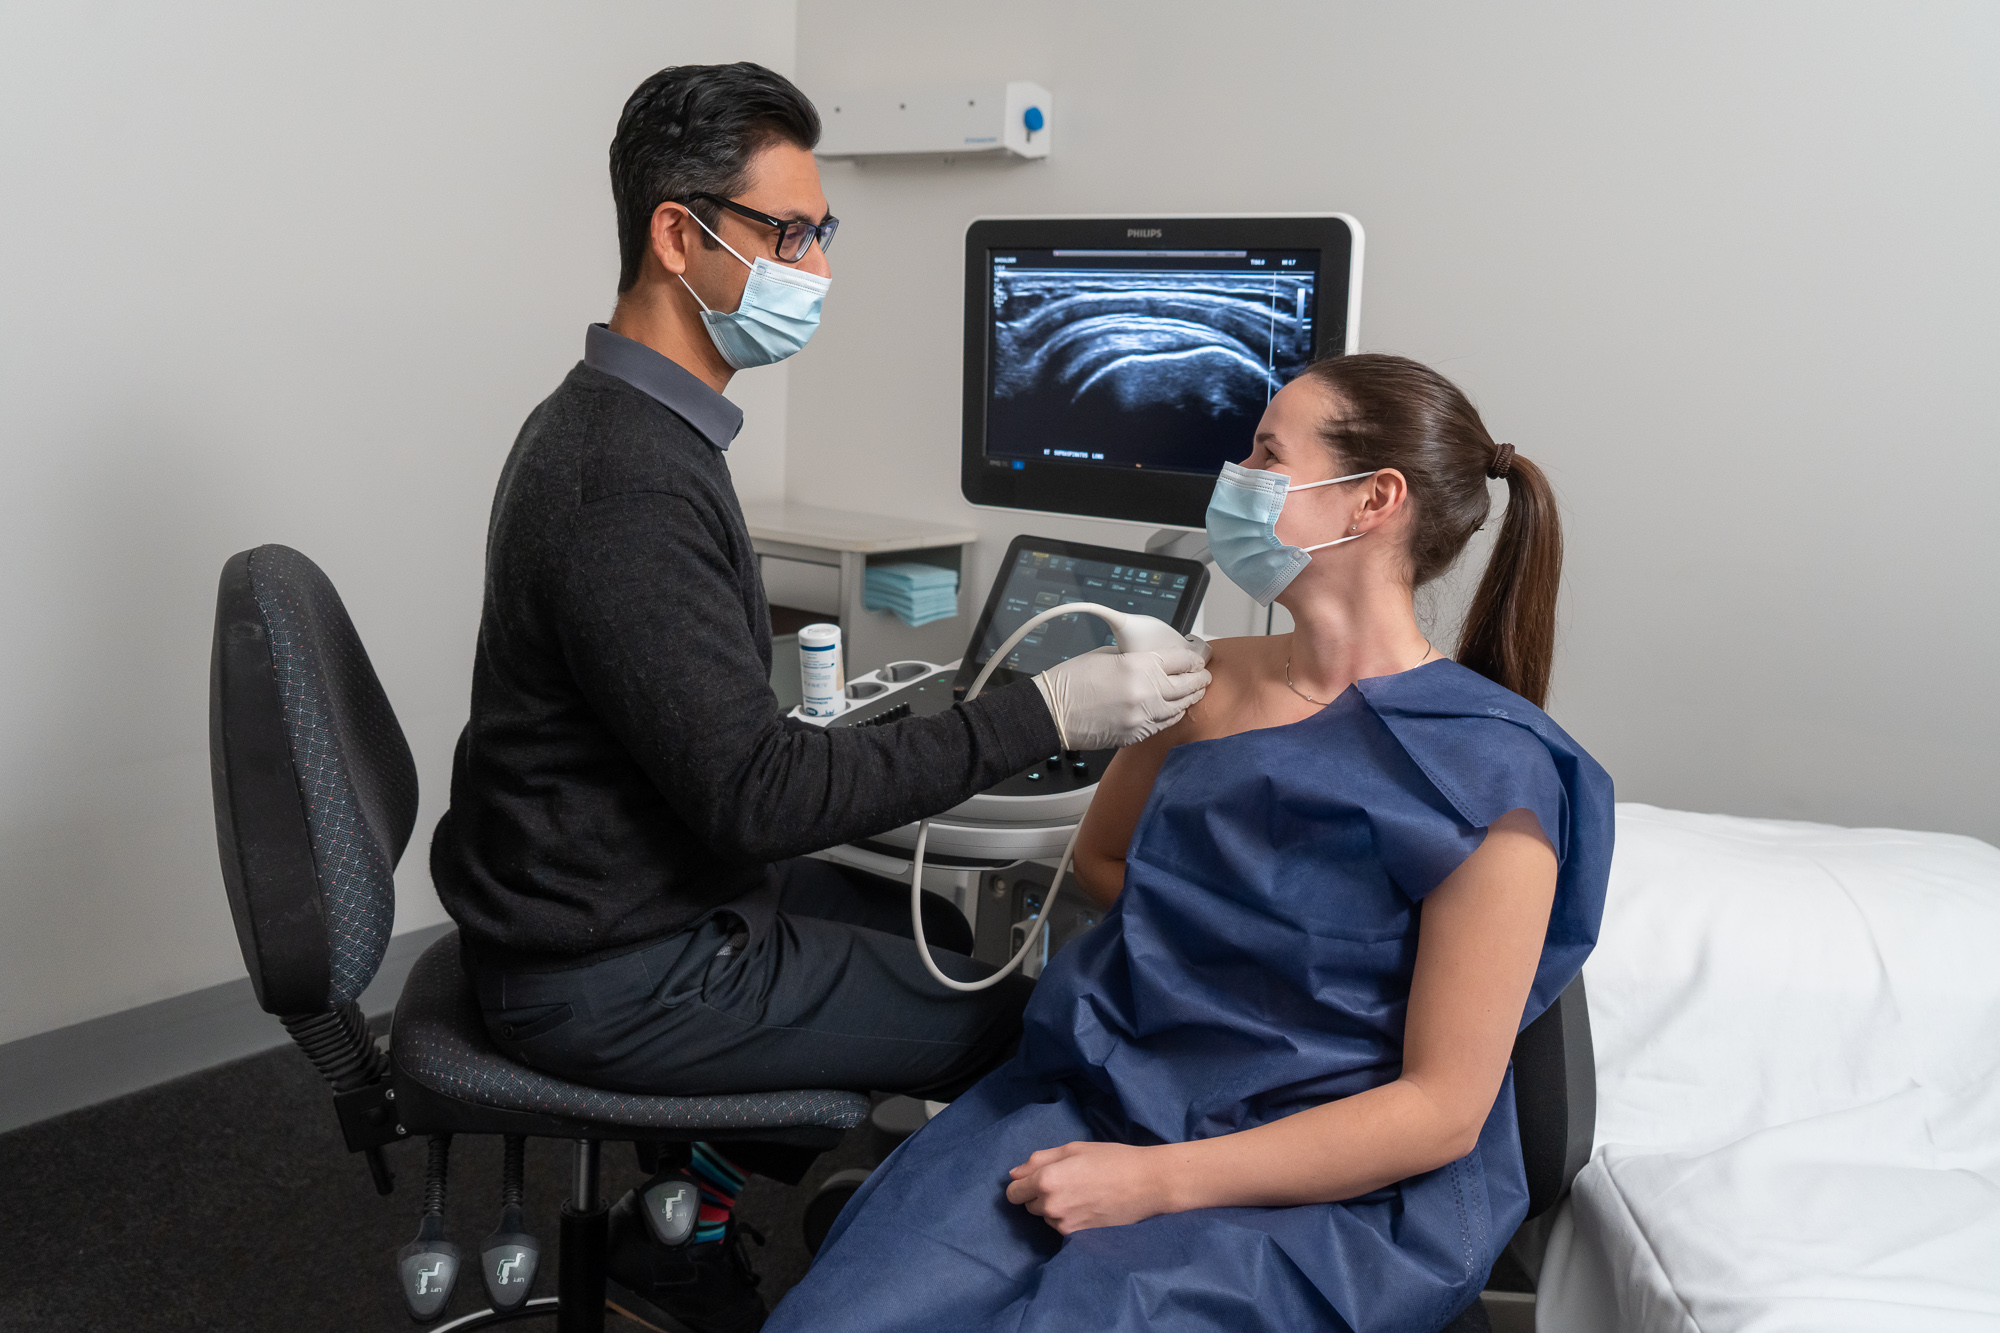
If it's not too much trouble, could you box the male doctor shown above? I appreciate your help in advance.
[428,63,1209,1329]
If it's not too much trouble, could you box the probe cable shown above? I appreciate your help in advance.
[907,603,1123,993]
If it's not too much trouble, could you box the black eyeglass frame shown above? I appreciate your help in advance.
[682,192,839,263]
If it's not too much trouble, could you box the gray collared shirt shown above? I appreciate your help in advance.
[583,323,743,450]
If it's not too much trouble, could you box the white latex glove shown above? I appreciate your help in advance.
[1032,639,1212,751]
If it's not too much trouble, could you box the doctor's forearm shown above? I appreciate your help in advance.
[697,682,1061,861]
[1152,1079,1478,1213]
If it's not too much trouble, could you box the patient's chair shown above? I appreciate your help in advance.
[208,544,867,1329]
[1430,975,1598,1332]
[1513,975,1596,1222]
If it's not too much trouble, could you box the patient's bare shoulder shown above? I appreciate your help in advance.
[1173,635,1293,742]
[1199,634,1270,685]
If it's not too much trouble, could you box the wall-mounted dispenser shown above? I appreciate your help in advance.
[813,82,1052,161]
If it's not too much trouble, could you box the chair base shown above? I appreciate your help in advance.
[432,1297,563,1330]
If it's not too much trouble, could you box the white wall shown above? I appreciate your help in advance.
[0,2,797,1045]
[790,2,2000,843]
[8,1,1996,1048]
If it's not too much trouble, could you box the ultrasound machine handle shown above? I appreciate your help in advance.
[911,604,1209,994]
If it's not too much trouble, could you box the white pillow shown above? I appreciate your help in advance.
[1584,804,2000,1157]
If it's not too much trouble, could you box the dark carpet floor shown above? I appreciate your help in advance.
[0,1038,872,1332]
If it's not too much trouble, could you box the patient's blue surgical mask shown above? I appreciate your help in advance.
[679,211,830,370]
[1204,460,1377,605]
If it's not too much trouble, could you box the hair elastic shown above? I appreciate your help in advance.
[1488,442,1516,480]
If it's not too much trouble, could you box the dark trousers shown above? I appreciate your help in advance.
[469,858,1033,1103]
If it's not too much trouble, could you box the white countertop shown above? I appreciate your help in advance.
[741,501,978,554]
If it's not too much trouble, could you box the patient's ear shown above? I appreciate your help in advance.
[1354,468,1411,532]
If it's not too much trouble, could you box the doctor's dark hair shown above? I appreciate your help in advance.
[1299,354,1564,708]
[610,63,821,293]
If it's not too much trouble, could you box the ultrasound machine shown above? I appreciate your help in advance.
[807,213,1362,974]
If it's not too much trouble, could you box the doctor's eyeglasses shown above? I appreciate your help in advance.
[684,192,839,263]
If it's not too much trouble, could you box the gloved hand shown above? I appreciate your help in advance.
[1032,638,1212,750]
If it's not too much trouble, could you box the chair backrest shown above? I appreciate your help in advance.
[209,545,417,1015]
[1511,973,1596,1220]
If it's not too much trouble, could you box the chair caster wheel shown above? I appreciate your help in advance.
[802,1168,873,1257]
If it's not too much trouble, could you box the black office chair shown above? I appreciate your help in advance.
[209,543,868,1330]
[1513,975,1596,1223]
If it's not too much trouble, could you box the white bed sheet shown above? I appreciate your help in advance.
[1536,804,2000,1333]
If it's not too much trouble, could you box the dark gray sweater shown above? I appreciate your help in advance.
[431,363,1059,963]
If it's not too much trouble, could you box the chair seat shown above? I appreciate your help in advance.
[390,934,869,1138]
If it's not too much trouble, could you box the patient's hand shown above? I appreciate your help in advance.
[1005,1141,1170,1234]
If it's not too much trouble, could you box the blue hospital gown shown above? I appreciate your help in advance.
[767,660,1615,1333]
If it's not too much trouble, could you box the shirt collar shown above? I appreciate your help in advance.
[583,323,743,450]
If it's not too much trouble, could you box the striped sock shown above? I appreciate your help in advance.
[689,1141,747,1245]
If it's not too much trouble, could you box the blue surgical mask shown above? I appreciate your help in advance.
[1204,460,1377,605]
[679,212,830,370]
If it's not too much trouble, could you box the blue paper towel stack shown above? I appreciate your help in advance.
[863,562,959,628]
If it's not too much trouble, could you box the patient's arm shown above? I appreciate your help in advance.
[1006,807,1558,1233]
[1070,731,1175,908]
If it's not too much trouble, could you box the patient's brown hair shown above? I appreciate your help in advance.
[1298,354,1563,708]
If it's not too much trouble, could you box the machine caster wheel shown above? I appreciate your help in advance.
[802,1168,874,1257]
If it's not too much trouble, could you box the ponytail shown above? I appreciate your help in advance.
[1456,453,1562,708]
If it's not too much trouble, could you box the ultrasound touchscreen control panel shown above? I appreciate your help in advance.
[954,535,1208,697]
[822,534,1210,801]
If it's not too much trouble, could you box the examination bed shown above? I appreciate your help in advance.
[1535,804,2000,1332]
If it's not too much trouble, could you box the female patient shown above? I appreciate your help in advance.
[768,354,1615,1333]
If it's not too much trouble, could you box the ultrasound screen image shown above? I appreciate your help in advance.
[987,249,1319,475]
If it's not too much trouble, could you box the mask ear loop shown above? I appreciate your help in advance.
[675,206,754,312]
[1284,469,1377,492]
[677,274,715,313]
[1283,469,1377,553]
[682,206,754,269]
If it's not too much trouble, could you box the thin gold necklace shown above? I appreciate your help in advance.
[1284,640,1435,705]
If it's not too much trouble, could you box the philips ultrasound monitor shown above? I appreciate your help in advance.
[961,214,1362,530]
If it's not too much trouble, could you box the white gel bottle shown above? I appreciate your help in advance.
[799,623,844,719]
